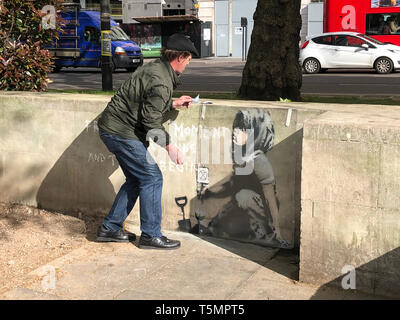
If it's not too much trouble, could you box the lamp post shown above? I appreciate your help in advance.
[100,0,113,91]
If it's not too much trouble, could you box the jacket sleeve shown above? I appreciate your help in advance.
[140,81,172,147]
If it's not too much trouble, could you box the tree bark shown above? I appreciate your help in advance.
[238,0,302,101]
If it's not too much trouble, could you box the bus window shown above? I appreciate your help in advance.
[366,13,400,35]
[372,0,399,8]
[84,26,100,43]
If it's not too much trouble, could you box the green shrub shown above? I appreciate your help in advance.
[0,0,64,91]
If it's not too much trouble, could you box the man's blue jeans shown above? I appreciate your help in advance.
[99,129,163,238]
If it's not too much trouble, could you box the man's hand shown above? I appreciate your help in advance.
[166,143,184,165]
[172,95,193,109]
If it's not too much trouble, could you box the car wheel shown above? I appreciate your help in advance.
[52,66,62,73]
[303,58,321,74]
[375,57,393,74]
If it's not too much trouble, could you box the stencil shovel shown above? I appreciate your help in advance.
[175,196,191,232]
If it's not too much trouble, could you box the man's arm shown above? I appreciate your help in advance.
[141,84,172,148]
[172,95,193,109]
[141,85,190,164]
[166,95,194,164]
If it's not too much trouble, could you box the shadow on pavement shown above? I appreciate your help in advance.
[309,247,400,299]
[184,232,300,281]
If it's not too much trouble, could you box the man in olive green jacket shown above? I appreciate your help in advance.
[96,33,199,250]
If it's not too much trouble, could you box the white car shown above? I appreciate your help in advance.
[300,31,400,74]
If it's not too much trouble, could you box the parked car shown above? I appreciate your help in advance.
[300,31,400,74]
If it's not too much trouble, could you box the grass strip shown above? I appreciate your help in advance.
[45,89,400,106]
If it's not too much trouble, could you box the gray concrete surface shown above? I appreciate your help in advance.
[300,111,400,298]
[2,92,400,299]
[0,226,384,300]
[0,92,320,249]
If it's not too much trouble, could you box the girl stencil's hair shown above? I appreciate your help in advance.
[232,109,275,154]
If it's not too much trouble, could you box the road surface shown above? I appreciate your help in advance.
[47,58,400,97]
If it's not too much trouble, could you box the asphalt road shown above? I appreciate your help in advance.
[47,58,400,97]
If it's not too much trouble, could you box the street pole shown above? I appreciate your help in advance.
[241,17,247,62]
[100,0,113,91]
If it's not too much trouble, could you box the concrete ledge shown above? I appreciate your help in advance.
[0,92,320,249]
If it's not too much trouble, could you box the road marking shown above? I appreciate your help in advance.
[338,83,395,86]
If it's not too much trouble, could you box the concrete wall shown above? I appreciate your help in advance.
[0,93,321,249]
[2,92,400,296]
[0,93,114,214]
[210,0,321,56]
[307,2,323,38]
[300,111,400,298]
[231,0,257,58]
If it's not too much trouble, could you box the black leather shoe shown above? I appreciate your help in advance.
[96,225,136,243]
[139,235,180,250]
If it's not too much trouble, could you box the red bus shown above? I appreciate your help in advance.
[324,0,400,45]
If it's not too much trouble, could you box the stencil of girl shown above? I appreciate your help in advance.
[199,109,291,249]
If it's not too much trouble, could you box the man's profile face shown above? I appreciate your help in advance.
[176,54,192,74]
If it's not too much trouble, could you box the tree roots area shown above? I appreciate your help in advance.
[0,202,102,295]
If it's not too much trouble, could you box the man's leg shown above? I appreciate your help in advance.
[97,130,140,242]
[98,130,179,249]
[120,142,179,249]
[137,162,163,238]
[104,144,163,238]
[135,161,180,249]
[102,177,140,231]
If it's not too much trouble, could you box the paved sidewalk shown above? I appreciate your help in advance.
[0,226,384,300]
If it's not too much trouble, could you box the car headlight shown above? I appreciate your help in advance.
[115,47,126,55]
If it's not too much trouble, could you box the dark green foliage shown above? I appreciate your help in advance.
[0,0,64,91]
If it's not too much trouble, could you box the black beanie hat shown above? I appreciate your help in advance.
[166,33,199,57]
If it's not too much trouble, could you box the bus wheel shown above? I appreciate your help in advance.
[375,57,393,74]
[303,58,321,74]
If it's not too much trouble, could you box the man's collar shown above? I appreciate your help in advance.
[161,57,181,88]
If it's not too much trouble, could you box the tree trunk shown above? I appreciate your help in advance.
[238,0,302,101]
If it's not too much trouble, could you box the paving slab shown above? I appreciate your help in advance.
[1,227,387,300]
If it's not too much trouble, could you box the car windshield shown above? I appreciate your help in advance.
[357,34,384,45]
[111,26,130,41]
